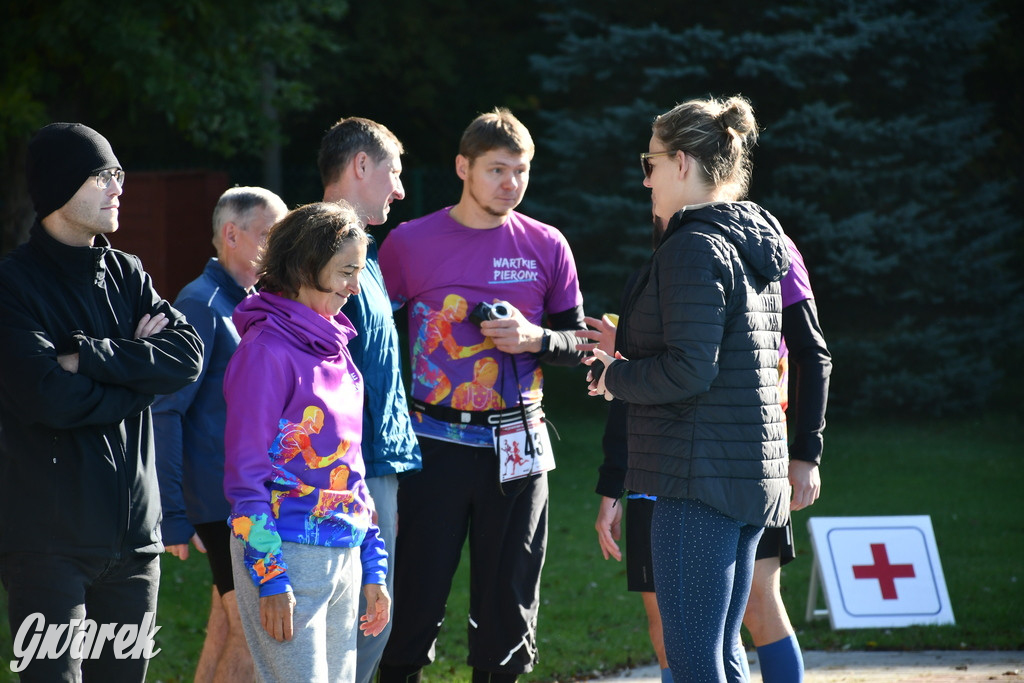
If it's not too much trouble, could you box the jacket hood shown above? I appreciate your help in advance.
[233,291,356,359]
[664,202,790,283]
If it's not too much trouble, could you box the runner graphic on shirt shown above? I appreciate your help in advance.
[411,293,494,404]
[266,405,357,519]
[233,404,365,583]
[451,357,505,411]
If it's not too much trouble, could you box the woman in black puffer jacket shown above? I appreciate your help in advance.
[587,96,790,683]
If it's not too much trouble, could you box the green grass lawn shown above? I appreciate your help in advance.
[2,366,1022,681]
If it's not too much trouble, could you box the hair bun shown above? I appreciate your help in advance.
[652,94,759,199]
[719,97,758,147]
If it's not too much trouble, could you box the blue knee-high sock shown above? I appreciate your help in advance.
[660,667,673,683]
[756,634,804,683]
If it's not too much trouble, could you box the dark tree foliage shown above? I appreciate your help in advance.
[279,0,552,221]
[3,0,1018,415]
[529,0,1023,415]
[0,1,348,251]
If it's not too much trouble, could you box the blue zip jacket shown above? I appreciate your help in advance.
[153,259,246,545]
[341,239,421,479]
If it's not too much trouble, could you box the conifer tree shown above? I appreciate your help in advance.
[530,0,1021,414]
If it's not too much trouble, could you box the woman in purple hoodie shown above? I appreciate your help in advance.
[223,201,389,681]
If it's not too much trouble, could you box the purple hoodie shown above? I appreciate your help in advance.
[223,291,386,597]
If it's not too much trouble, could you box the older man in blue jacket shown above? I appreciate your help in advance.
[153,186,286,683]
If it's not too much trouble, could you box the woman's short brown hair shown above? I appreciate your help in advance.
[257,201,368,299]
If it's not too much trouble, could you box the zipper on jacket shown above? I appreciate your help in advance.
[112,427,130,561]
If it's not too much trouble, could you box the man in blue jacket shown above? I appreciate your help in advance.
[318,116,422,683]
[0,122,203,681]
[153,186,286,683]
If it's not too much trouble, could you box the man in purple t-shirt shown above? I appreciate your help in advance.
[742,233,832,682]
[377,108,585,683]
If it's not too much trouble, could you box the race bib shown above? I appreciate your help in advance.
[494,418,555,482]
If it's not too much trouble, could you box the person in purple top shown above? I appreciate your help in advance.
[223,202,390,681]
[377,108,586,683]
[742,232,830,683]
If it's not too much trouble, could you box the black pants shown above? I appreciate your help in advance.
[1,551,160,682]
[194,520,235,596]
[381,438,548,675]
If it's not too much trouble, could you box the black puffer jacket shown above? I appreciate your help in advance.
[605,202,791,528]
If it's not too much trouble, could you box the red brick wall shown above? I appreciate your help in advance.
[112,170,230,301]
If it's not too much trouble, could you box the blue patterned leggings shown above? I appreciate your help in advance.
[651,498,764,683]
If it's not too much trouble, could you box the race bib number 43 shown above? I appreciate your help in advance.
[494,419,555,482]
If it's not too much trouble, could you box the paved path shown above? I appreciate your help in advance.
[593,651,1024,682]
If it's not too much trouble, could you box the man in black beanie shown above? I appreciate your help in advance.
[0,123,204,681]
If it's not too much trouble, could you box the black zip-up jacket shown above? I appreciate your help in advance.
[604,202,791,529]
[0,222,203,557]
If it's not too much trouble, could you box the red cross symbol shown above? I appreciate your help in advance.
[852,543,916,600]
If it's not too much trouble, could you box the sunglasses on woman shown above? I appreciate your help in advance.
[640,151,676,179]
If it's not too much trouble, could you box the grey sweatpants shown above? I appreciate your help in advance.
[356,473,399,683]
[231,539,360,682]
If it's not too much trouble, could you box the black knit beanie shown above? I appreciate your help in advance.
[26,122,122,220]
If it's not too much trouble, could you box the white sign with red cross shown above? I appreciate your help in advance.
[805,516,955,629]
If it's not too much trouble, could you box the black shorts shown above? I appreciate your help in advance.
[624,496,797,593]
[754,521,797,566]
[194,521,235,596]
[625,496,656,592]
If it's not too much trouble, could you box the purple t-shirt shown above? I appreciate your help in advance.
[778,234,815,410]
[380,207,583,446]
[781,234,813,309]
